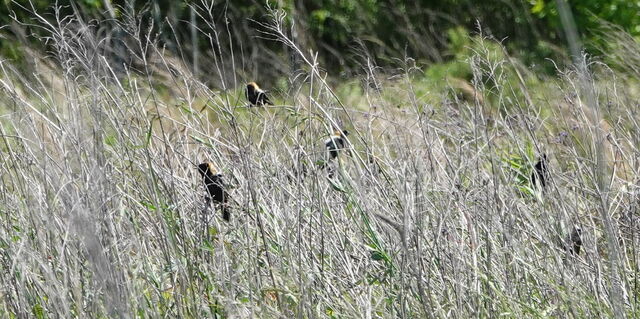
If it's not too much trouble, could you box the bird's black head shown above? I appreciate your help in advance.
[247,82,259,93]
[573,225,582,234]
[198,162,219,177]
[197,163,210,176]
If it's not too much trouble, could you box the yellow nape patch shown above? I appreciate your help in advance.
[207,162,218,174]
[248,82,260,90]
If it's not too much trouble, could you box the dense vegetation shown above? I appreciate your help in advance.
[2,0,640,77]
[0,0,639,318]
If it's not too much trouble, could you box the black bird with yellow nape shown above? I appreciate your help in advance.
[246,82,273,106]
[325,129,349,160]
[198,162,231,221]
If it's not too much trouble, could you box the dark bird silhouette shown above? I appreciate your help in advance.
[559,225,583,261]
[531,154,549,189]
[325,129,349,160]
[198,162,231,221]
[567,226,583,255]
[246,82,273,106]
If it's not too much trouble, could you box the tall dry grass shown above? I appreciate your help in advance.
[0,2,638,318]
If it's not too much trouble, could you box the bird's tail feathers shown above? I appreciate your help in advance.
[222,205,231,222]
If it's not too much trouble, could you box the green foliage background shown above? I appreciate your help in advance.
[1,0,639,76]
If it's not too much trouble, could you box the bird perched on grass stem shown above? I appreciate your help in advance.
[321,129,349,178]
[560,225,583,265]
[531,154,549,189]
[246,82,273,106]
[325,129,349,160]
[198,162,231,221]
[567,225,582,255]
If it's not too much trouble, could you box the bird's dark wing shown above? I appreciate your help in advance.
[222,205,231,221]
[262,92,273,105]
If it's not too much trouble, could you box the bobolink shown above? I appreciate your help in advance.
[246,82,273,106]
[325,129,349,160]
[567,226,582,255]
[198,162,231,221]
[531,154,549,189]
